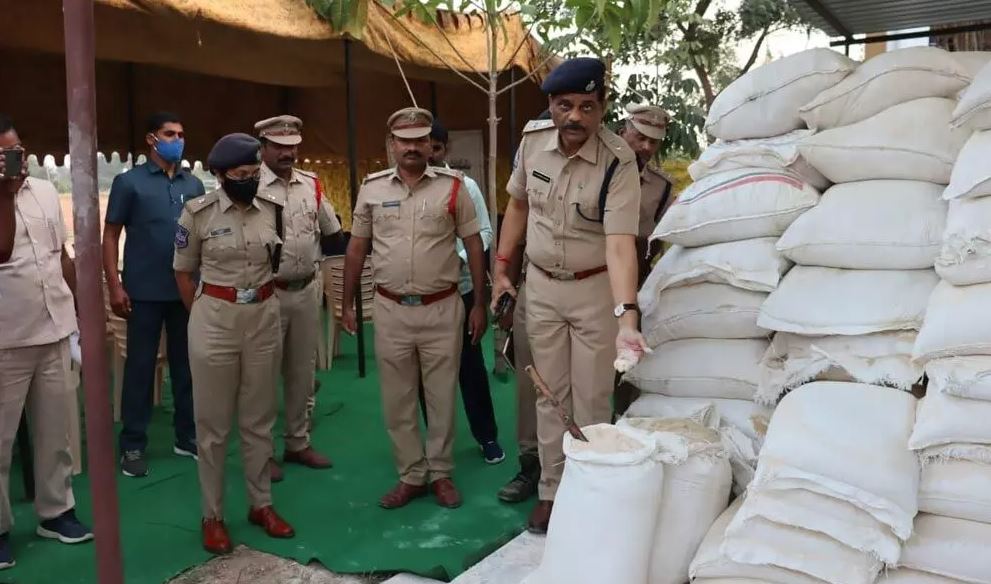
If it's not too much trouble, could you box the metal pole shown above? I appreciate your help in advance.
[344,38,366,378]
[62,2,124,583]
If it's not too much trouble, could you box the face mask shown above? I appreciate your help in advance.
[154,137,185,163]
[223,177,260,204]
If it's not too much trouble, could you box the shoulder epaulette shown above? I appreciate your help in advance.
[598,128,636,165]
[645,163,672,183]
[185,190,218,213]
[256,189,284,207]
[522,119,555,134]
[362,168,394,184]
[432,166,464,180]
[295,168,318,180]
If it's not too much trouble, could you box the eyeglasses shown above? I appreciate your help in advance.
[224,170,261,182]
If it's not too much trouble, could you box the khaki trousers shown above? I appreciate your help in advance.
[525,266,617,500]
[373,292,463,486]
[276,279,319,452]
[512,285,537,458]
[0,338,75,532]
[188,294,281,519]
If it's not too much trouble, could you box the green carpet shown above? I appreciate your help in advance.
[4,325,528,584]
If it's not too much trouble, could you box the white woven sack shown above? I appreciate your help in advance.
[758,331,922,405]
[753,382,919,539]
[728,486,901,564]
[897,514,991,584]
[799,47,970,131]
[618,418,732,584]
[705,48,856,140]
[646,238,790,294]
[639,283,768,347]
[925,357,991,401]
[688,130,830,190]
[908,391,991,450]
[758,266,938,336]
[954,51,991,78]
[689,500,831,584]
[919,443,991,466]
[953,59,991,130]
[524,424,685,584]
[937,197,991,285]
[624,394,771,443]
[651,168,820,247]
[776,180,946,269]
[623,339,766,400]
[919,459,991,524]
[914,281,991,362]
[943,131,991,201]
[799,98,971,184]
[878,570,971,584]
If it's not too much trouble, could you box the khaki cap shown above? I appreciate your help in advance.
[388,107,433,139]
[625,104,670,140]
[254,115,303,146]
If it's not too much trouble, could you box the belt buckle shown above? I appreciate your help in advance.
[235,288,259,304]
[557,271,576,281]
[399,294,422,306]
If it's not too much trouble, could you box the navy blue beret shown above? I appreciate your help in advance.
[207,133,261,172]
[541,58,606,96]
[430,118,449,144]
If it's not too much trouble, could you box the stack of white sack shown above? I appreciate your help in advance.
[689,382,919,584]
[628,49,853,492]
[757,47,972,404]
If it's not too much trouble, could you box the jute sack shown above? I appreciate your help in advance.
[919,458,991,524]
[689,500,831,584]
[942,130,991,201]
[651,168,820,247]
[799,98,970,184]
[639,283,769,347]
[705,48,855,141]
[758,331,922,406]
[897,514,991,584]
[925,356,991,401]
[752,382,919,539]
[623,338,767,400]
[688,130,830,190]
[646,238,791,294]
[776,180,946,270]
[913,280,991,362]
[878,570,971,584]
[954,51,991,79]
[618,417,732,584]
[800,47,970,131]
[908,390,991,450]
[953,59,991,130]
[523,424,686,584]
[758,266,939,336]
[936,196,991,285]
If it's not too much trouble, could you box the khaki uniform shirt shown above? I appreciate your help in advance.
[638,164,673,239]
[507,120,641,274]
[352,166,480,295]
[259,164,341,281]
[0,178,76,349]
[173,188,284,289]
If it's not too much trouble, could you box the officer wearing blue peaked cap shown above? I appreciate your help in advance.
[540,57,606,96]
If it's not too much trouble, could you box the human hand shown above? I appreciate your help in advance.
[489,273,516,312]
[108,283,132,319]
[614,325,650,372]
[468,304,487,345]
[342,305,357,335]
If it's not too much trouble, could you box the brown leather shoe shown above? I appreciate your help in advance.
[431,478,463,509]
[248,506,295,538]
[379,482,429,509]
[269,458,284,483]
[201,518,233,555]
[284,446,333,469]
[527,500,553,534]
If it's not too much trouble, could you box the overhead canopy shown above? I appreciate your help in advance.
[791,0,991,39]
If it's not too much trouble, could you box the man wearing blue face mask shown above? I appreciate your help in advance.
[103,111,206,478]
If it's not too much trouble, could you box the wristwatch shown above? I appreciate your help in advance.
[613,303,639,318]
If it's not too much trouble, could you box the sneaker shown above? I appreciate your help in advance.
[120,450,148,478]
[0,533,14,570]
[173,441,198,460]
[36,509,94,544]
[497,454,540,503]
[481,441,506,465]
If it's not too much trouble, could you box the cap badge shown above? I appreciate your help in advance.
[585,80,596,91]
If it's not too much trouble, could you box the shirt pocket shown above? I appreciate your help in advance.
[418,199,454,236]
[526,172,552,213]
[202,230,238,262]
[372,202,403,237]
[571,186,605,235]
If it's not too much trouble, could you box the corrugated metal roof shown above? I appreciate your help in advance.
[791,0,991,38]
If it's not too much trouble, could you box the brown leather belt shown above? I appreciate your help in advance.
[201,281,276,304]
[533,264,608,281]
[275,274,315,291]
[376,285,458,306]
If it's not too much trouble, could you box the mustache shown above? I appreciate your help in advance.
[562,123,585,132]
[402,151,423,158]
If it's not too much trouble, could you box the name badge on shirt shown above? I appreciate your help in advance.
[531,170,551,183]
[382,201,402,208]
[209,227,233,237]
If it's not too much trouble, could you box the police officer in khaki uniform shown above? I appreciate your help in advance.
[254,115,341,481]
[619,104,674,285]
[343,107,487,510]
[491,58,649,533]
[174,133,294,555]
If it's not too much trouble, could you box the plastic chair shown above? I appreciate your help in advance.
[321,256,374,370]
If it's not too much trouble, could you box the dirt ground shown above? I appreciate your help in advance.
[166,547,385,584]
